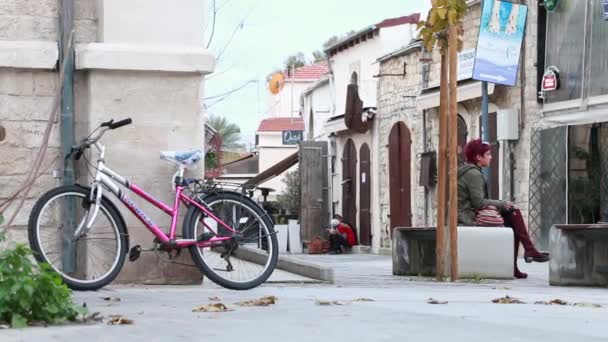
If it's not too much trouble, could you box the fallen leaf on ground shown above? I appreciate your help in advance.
[83,312,103,323]
[427,298,448,305]
[492,296,525,304]
[236,296,277,307]
[102,297,121,302]
[535,299,568,306]
[208,296,222,301]
[314,299,350,306]
[353,298,375,302]
[107,315,134,325]
[573,302,602,308]
[192,303,233,312]
[331,301,349,306]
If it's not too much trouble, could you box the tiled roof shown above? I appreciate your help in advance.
[286,62,329,81]
[376,13,420,28]
[257,117,305,132]
[325,13,420,55]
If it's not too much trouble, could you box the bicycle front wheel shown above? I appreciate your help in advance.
[184,191,278,290]
[27,185,128,291]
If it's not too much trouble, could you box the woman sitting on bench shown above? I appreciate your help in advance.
[457,139,549,279]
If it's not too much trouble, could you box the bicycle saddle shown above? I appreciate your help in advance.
[160,150,203,167]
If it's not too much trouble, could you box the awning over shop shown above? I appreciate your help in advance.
[416,80,495,111]
[540,105,608,126]
[243,152,298,187]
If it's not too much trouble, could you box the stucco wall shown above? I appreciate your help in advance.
[303,80,331,140]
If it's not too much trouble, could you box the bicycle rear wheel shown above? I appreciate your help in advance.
[183,191,278,290]
[27,185,128,291]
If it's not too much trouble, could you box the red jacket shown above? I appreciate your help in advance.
[337,223,356,247]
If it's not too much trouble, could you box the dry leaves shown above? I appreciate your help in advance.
[102,297,121,302]
[83,312,104,323]
[314,298,373,306]
[208,296,222,301]
[533,299,602,308]
[192,303,233,312]
[534,299,568,306]
[573,302,602,308]
[236,296,277,307]
[492,296,525,304]
[107,315,134,325]
[427,298,448,305]
[353,298,375,302]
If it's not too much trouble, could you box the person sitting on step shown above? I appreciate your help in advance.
[327,216,356,254]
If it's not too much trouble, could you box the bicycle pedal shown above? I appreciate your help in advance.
[197,232,215,242]
[129,245,142,262]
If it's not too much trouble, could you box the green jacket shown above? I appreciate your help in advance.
[457,163,507,226]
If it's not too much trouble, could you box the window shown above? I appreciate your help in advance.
[544,0,587,103]
[568,125,601,224]
[589,0,608,97]
[544,0,608,103]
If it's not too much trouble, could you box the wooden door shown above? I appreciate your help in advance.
[342,139,357,230]
[300,141,329,242]
[388,122,412,232]
[359,143,371,245]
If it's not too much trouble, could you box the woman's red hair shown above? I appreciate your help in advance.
[464,139,490,164]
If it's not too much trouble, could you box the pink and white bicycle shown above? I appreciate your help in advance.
[27,119,278,291]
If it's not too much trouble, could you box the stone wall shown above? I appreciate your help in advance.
[0,0,98,246]
[376,1,542,245]
[1,0,215,285]
[375,47,424,248]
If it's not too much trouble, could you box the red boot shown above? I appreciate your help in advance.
[505,209,549,263]
[513,236,528,279]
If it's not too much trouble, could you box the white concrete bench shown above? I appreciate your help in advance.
[392,226,514,279]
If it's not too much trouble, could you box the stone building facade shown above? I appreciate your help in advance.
[0,0,215,284]
[375,0,542,249]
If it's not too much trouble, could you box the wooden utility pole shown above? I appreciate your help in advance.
[435,53,448,281]
[418,0,467,282]
[448,25,459,281]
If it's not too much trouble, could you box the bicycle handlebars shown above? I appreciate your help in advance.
[68,118,132,160]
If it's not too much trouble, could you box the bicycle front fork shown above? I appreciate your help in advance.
[72,182,102,239]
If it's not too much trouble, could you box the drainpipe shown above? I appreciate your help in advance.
[60,0,76,272]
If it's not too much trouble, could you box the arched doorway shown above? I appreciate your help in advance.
[342,139,357,229]
[359,143,371,245]
[388,122,412,233]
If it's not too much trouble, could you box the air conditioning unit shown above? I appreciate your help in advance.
[497,109,519,141]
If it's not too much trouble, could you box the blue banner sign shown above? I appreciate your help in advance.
[472,0,528,86]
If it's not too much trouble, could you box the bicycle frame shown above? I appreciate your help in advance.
[77,141,235,248]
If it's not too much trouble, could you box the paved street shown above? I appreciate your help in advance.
[2,255,608,342]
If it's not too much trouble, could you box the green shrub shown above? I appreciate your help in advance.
[0,232,86,328]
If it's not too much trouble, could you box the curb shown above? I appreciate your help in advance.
[276,255,334,283]
[234,248,335,283]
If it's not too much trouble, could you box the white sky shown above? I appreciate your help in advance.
[204,0,431,147]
